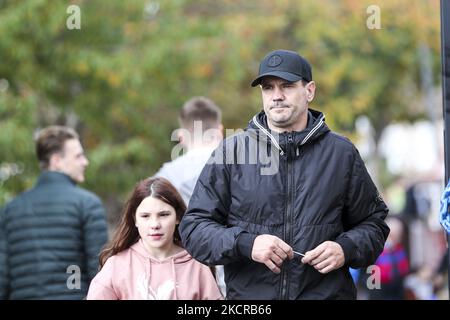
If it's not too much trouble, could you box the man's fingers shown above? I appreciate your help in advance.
[270,252,284,267]
[301,245,325,264]
[251,235,294,268]
[273,246,289,261]
[265,260,281,274]
[317,263,335,274]
[276,241,294,260]
[313,256,333,271]
[300,241,345,273]
[310,252,328,266]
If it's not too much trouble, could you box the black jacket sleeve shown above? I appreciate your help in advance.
[179,145,256,265]
[334,147,390,268]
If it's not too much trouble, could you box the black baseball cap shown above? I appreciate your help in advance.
[251,49,313,87]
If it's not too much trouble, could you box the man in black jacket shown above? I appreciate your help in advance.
[0,126,108,299]
[179,49,390,299]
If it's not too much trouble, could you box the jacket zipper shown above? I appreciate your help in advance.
[252,114,324,298]
[281,133,294,299]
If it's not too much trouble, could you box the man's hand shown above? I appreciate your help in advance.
[301,241,345,274]
[251,235,294,273]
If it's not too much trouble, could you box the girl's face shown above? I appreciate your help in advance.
[135,196,178,254]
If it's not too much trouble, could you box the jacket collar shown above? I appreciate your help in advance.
[247,108,329,154]
[36,171,76,187]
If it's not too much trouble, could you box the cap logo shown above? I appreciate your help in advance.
[267,54,282,67]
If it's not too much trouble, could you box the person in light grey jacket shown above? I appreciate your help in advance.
[155,96,226,296]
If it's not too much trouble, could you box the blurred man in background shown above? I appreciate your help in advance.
[155,96,223,204]
[0,125,108,299]
[155,96,226,297]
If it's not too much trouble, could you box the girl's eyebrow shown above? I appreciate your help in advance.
[137,210,172,215]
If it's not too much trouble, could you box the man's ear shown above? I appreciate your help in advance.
[177,130,185,146]
[48,152,62,171]
[306,81,316,102]
[218,124,224,138]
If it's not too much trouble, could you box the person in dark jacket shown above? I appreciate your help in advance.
[179,49,390,299]
[0,126,108,299]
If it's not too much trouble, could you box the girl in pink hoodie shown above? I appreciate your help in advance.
[86,177,223,300]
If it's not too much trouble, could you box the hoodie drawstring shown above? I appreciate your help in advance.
[148,258,152,299]
[171,258,178,300]
[300,115,325,145]
[252,115,285,156]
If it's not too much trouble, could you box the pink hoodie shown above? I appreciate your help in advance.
[86,239,223,300]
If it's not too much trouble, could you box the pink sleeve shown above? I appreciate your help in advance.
[199,265,224,300]
[86,257,119,300]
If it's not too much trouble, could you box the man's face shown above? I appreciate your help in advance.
[260,76,315,132]
[53,139,89,183]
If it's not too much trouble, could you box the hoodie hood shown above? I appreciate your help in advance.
[130,239,192,264]
[247,108,329,155]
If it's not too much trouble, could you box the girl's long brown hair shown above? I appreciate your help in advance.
[99,177,186,268]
